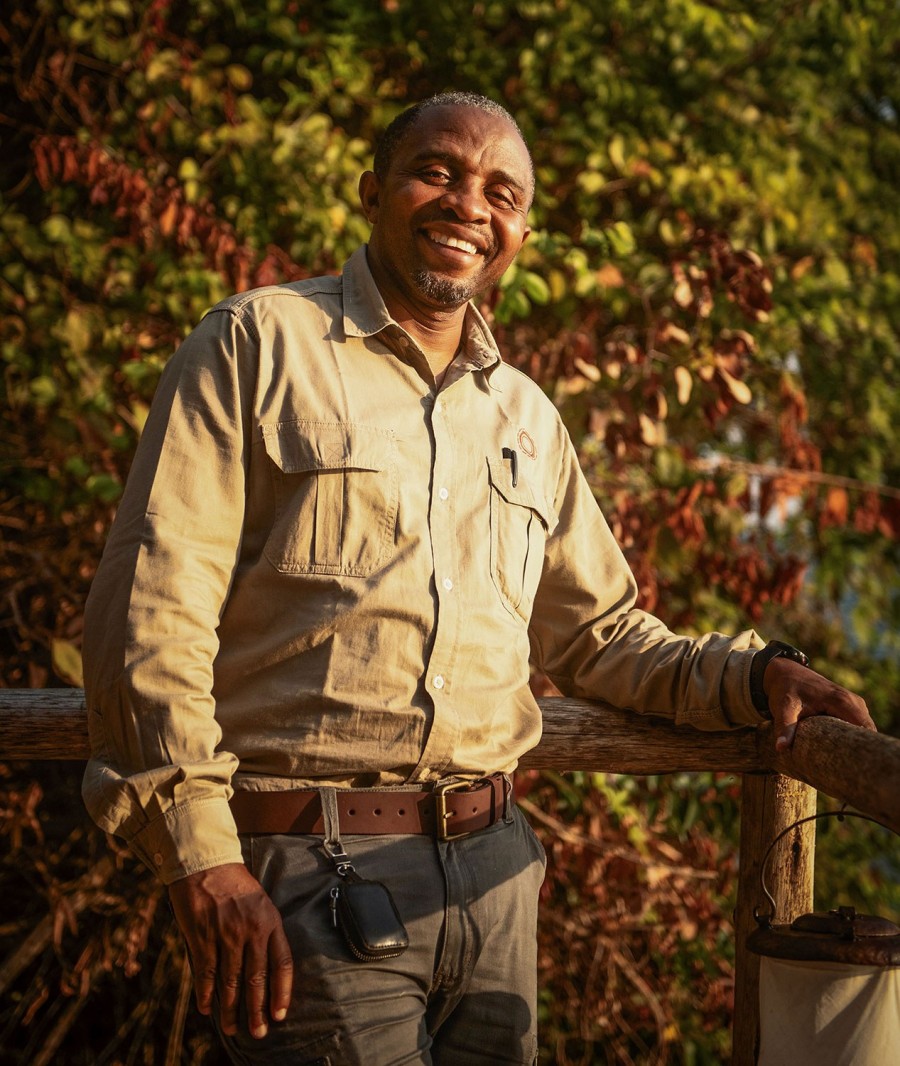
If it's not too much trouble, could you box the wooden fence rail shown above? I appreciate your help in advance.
[2,688,899,1064]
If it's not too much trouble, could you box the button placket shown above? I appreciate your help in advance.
[422,395,457,717]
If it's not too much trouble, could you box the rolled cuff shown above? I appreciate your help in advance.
[721,639,767,728]
[130,796,244,885]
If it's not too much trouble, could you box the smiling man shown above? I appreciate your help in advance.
[361,99,532,340]
[81,93,874,1065]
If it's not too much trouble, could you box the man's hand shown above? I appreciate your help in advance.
[168,862,293,1040]
[764,657,877,751]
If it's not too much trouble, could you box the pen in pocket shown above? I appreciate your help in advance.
[502,447,519,487]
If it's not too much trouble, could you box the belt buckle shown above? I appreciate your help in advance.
[434,780,474,841]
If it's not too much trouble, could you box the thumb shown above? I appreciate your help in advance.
[776,721,796,752]
[774,691,803,751]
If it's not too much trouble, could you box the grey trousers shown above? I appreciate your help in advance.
[215,805,547,1066]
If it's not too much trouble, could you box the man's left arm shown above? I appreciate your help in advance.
[529,427,877,739]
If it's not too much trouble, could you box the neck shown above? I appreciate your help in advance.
[410,320,463,381]
[366,251,468,377]
[383,298,467,380]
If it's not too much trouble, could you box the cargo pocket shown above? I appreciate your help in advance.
[261,421,397,576]
[487,458,557,621]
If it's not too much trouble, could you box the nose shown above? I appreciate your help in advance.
[439,178,491,224]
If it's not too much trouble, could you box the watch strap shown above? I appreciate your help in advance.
[749,640,810,718]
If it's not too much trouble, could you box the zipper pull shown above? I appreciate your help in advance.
[330,886,340,927]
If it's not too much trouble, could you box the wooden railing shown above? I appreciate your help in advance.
[1,688,898,1065]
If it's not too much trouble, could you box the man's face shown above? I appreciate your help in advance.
[359,105,532,315]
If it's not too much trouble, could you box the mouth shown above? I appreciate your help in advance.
[423,228,485,257]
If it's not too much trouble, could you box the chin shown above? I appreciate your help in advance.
[411,269,482,307]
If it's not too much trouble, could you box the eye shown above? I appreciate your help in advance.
[487,187,516,209]
[419,167,451,183]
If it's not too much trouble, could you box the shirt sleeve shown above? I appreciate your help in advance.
[528,426,766,730]
[81,309,255,883]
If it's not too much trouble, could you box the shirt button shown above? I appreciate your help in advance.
[153,852,164,867]
[442,578,453,591]
[433,675,445,690]
[438,487,449,501]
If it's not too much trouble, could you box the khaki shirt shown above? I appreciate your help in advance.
[82,247,764,884]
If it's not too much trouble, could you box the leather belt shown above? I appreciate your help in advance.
[229,773,512,842]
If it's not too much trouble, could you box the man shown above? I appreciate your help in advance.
[82,93,874,1065]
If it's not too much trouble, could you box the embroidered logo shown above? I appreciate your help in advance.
[517,428,537,459]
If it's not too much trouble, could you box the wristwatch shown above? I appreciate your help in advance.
[749,640,810,718]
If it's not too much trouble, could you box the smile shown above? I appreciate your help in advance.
[425,231,482,256]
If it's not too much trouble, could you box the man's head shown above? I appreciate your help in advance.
[359,94,533,317]
[373,93,535,206]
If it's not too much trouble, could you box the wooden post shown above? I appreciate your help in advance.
[732,772,817,1066]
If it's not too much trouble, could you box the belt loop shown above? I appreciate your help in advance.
[502,774,514,824]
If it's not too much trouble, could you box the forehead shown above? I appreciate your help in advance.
[395,105,532,190]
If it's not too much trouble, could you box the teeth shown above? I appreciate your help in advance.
[428,232,479,255]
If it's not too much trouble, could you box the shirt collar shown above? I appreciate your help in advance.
[341,246,395,339]
[341,246,503,374]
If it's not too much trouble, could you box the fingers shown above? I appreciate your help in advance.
[217,934,244,1036]
[189,945,218,1017]
[220,923,294,1039]
[242,936,270,1039]
[268,923,295,1024]
[831,689,877,733]
[167,864,293,1040]
[186,925,291,1040]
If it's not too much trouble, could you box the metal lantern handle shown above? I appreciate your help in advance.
[753,807,897,929]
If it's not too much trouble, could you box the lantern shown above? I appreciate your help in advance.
[748,811,900,1066]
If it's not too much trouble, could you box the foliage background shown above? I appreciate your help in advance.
[1,0,898,1062]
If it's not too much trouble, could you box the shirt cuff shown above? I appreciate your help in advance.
[130,796,244,885]
[721,639,768,728]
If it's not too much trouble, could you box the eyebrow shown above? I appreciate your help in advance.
[407,149,528,199]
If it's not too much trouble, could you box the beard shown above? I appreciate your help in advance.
[410,268,482,308]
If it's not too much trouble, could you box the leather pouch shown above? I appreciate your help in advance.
[330,873,409,962]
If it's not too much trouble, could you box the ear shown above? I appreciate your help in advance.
[358,171,380,224]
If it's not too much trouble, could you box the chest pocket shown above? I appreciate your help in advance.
[261,421,398,576]
[487,458,558,621]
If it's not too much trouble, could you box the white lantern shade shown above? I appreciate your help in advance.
[758,957,900,1066]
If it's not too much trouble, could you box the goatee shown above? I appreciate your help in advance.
[411,269,480,307]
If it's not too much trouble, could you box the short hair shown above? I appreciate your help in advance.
[373,92,535,203]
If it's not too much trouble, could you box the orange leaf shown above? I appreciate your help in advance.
[824,486,849,525]
[158,199,178,237]
[596,263,624,287]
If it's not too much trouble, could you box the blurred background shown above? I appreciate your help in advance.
[1,1,897,1062]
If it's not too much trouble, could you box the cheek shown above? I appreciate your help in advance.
[493,221,527,264]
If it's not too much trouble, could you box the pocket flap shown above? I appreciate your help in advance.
[262,421,391,474]
[487,458,558,533]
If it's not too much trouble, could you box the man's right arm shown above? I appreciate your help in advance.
[81,310,250,878]
[81,310,292,1034]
